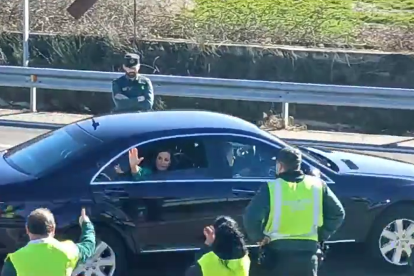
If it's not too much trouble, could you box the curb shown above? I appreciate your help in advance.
[0,119,63,130]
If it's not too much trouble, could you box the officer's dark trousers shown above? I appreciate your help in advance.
[251,249,318,276]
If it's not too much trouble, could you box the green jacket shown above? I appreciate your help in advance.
[243,171,345,252]
[112,74,154,112]
[131,166,153,181]
[1,222,96,276]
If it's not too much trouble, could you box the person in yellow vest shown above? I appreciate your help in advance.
[244,147,345,276]
[185,216,251,276]
[1,207,96,276]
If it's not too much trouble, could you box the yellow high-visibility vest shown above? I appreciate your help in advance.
[7,238,80,276]
[198,251,250,276]
[264,175,324,241]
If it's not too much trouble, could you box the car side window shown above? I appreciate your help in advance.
[94,137,210,183]
[212,136,281,179]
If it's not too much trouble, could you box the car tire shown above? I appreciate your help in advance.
[367,204,414,270]
[63,225,128,276]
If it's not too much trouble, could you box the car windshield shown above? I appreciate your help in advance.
[3,126,100,176]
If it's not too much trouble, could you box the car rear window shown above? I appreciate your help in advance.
[3,126,100,176]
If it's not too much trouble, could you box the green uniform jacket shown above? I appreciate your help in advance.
[243,170,345,252]
[131,166,152,181]
[0,221,96,276]
[112,74,154,112]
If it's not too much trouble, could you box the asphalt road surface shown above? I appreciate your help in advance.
[0,126,413,276]
[0,126,48,150]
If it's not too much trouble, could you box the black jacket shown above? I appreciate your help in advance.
[243,170,345,252]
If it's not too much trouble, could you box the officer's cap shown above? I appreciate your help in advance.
[277,147,302,170]
[123,53,140,68]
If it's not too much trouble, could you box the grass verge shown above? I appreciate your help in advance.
[1,0,414,51]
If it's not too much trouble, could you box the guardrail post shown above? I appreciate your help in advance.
[282,102,289,128]
[23,0,37,112]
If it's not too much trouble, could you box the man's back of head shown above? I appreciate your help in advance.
[26,208,56,239]
[277,147,302,172]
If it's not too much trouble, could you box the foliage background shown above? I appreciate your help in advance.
[2,0,414,50]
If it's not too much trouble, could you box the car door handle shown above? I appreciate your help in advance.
[232,188,256,197]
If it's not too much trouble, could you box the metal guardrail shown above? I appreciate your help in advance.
[2,65,414,119]
[1,65,414,155]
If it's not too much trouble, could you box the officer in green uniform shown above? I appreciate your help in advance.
[244,147,345,276]
[1,207,96,276]
[112,53,154,113]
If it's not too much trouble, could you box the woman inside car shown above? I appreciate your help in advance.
[114,147,172,180]
[114,147,172,222]
[185,216,251,276]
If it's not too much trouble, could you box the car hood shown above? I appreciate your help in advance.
[305,147,414,179]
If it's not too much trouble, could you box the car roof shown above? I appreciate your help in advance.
[75,110,262,141]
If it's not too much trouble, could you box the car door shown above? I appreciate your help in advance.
[90,134,234,251]
[201,134,281,244]
[204,133,339,245]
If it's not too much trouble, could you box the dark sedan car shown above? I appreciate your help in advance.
[0,110,414,275]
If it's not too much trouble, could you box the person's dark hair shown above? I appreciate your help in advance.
[26,208,56,235]
[277,147,302,171]
[211,216,247,268]
[152,149,173,171]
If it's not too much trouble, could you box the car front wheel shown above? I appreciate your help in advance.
[69,227,127,276]
[72,241,116,276]
[368,204,414,269]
